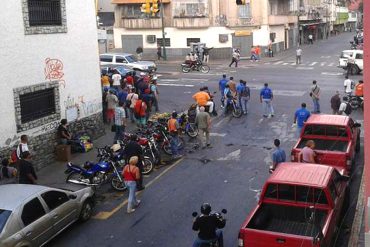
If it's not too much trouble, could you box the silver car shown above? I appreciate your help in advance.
[0,184,94,247]
[100,53,157,71]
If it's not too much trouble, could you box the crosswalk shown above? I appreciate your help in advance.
[238,60,339,69]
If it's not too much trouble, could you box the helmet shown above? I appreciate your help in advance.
[200,203,212,215]
[172,111,178,118]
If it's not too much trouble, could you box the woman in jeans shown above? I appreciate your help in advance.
[123,156,141,213]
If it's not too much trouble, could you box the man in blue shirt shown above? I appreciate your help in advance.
[260,83,274,117]
[117,88,128,105]
[293,103,311,136]
[270,139,286,173]
[219,74,228,107]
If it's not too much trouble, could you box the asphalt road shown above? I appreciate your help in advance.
[47,32,364,247]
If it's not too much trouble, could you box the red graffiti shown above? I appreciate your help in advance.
[44,58,66,88]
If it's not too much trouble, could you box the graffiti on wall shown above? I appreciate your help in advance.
[44,58,66,88]
[215,15,228,26]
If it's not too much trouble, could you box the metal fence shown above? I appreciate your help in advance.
[28,0,62,26]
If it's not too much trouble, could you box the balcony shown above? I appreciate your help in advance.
[226,17,261,28]
[173,17,210,28]
[268,15,298,25]
[119,18,162,29]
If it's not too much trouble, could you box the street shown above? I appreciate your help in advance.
[47,32,364,247]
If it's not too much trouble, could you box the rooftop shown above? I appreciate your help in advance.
[306,114,349,127]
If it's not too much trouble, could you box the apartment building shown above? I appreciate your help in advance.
[113,0,298,58]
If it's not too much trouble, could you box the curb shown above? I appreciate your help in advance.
[348,168,365,246]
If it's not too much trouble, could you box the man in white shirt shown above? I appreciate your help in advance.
[17,135,29,159]
[344,76,353,96]
[339,96,350,116]
[112,71,122,89]
[296,47,302,64]
[308,34,313,44]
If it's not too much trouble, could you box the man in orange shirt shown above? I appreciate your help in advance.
[192,88,214,114]
[255,45,261,61]
[355,80,364,97]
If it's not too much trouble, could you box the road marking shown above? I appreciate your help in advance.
[274,61,283,65]
[296,67,314,70]
[182,78,207,81]
[321,72,343,76]
[217,149,241,161]
[158,83,194,87]
[282,62,289,65]
[92,158,184,220]
[328,62,335,67]
[214,117,226,127]
[309,62,318,66]
[320,56,331,58]
[320,62,327,66]
[273,90,305,97]
[210,133,227,137]
[160,79,178,82]
[264,62,271,65]
[258,119,263,124]
[290,62,296,65]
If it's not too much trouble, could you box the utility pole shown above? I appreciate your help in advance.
[159,0,167,60]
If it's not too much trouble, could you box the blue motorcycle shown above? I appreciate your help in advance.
[178,113,198,138]
[65,147,126,191]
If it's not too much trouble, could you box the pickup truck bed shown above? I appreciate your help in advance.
[297,138,348,152]
[247,204,327,237]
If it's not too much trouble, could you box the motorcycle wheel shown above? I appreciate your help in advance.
[186,124,198,138]
[349,100,358,110]
[182,66,191,73]
[163,142,173,155]
[111,176,127,191]
[232,107,243,118]
[200,65,210,74]
[142,157,154,175]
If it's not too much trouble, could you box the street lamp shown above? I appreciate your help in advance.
[159,0,167,60]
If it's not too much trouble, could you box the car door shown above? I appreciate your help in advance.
[355,52,363,70]
[19,197,54,246]
[115,55,128,65]
[41,190,78,234]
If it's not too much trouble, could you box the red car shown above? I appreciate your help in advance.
[238,163,349,247]
[291,114,361,174]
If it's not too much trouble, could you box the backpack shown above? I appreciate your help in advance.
[240,86,250,98]
[344,103,352,115]
[350,80,355,89]
[10,144,22,163]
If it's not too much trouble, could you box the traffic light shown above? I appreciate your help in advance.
[151,0,160,16]
[140,0,151,14]
[236,0,245,5]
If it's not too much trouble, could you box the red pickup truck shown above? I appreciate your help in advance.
[291,114,361,174]
[238,163,349,247]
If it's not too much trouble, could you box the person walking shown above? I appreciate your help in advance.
[229,49,240,67]
[310,80,321,113]
[219,74,228,107]
[293,103,311,137]
[134,96,147,127]
[167,112,182,159]
[237,80,250,115]
[308,34,313,44]
[150,81,160,112]
[114,101,126,143]
[346,54,355,76]
[17,135,29,160]
[270,139,286,172]
[157,45,162,60]
[195,106,211,149]
[202,47,213,63]
[136,46,143,61]
[126,88,139,123]
[296,46,302,64]
[101,73,110,89]
[339,96,352,116]
[298,140,316,163]
[268,41,273,57]
[112,71,122,91]
[260,83,274,118]
[354,80,364,97]
[124,135,145,191]
[344,76,354,96]
[330,91,341,115]
[18,151,37,184]
[250,46,257,62]
[255,45,261,61]
[122,156,141,213]
[106,90,118,124]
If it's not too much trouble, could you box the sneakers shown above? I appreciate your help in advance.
[127,209,136,214]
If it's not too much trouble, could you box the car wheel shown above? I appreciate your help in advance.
[352,65,359,75]
[79,200,93,222]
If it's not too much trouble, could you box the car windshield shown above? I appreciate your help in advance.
[126,55,137,63]
[0,209,11,234]
[115,66,129,74]
[340,51,352,58]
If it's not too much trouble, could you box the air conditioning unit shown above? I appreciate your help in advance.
[147,35,156,43]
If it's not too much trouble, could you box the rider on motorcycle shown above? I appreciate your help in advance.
[202,86,217,116]
[192,87,215,115]
[192,203,226,247]
[223,84,234,114]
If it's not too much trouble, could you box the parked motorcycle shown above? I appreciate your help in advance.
[349,95,364,110]
[178,113,198,138]
[152,122,185,155]
[224,98,242,118]
[181,62,210,74]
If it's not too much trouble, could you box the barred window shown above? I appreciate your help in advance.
[238,3,251,18]
[28,0,62,26]
[157,38,171,47]
[20,88,56,123]
[186,38,200,46]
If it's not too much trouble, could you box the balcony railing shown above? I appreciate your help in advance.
[172,17,210,28]
[119,18,162,29]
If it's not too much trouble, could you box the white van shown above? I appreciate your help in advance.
[338,50,363,74]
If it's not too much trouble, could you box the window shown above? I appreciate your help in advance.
[278,184,295,201]
[41,191,69,210]
[0,210,12,234]
[21,198,46,226]
[173,1,208,17]
[28,0,62,26]
[356,53,363,59]
[238,3,251,18]
[125,55,137,63]
[303,125,348,137]
[122,4,159,18]
[20,88,56,124]
[265,183,278,199]
[100,55,113,62]
[157,38,171,47]
[115,56,127,64]
[328,182,337,202]
[186,38,200,46]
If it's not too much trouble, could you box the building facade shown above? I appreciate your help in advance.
[112,0,299,58]
[0,0,104,169]
[97,0,116,53]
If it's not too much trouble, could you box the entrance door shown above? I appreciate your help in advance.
[289,29,294,48]
[121,35,143,54]
[232,34,253,57]
[284,29,288,49]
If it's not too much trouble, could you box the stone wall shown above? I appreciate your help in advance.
[0,112,105,170]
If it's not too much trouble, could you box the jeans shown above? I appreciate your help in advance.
[296,55,301,64]
[312,98,320,113]
[203,54,209,63]
[262,99,274,116]
[198,128,210,148]
[170,135,179,156]
[239,96,249,113]
[152,96,159,111]
[297,126,303,137]
[193,230,223,247]
[229,58,238,67]
[251,54,257,61]
[127,107,135,122]
[114,125,125,143]
[125,180,138,211]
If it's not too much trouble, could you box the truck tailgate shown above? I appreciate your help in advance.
[240,229,319,247]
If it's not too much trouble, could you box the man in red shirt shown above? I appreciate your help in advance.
[126,73,134,87]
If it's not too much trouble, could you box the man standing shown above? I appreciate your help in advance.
[229,49,240,67]
[219,74,228,107]
[114,102,126,143]
[354,80,364,97]
[124,134,145,191]
[126,88,139,123]
[293,103,311,137]
[310,80,321,113]
[255,46,261,61]
[16,135,29,160]
[202,47,213,63]
[344,76,354,96]
[250,46,257,62]
[260,83,274,118]
[195,107,211,149]
[270,139,286,173]
[57,119,72,144]
[150,81,160,112]
[18,152,37,184]
[296,46,302,64]
[112,71,122,90]
[167,112,182,159]
[346,54,355,76]
[106,90,118,124]
[339,96,352,116]
[330,91,341,115]
[157,45,162,60]
[237,80,250,115]
[308,34,313,44]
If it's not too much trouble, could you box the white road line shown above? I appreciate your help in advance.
[328,62,335,67]
[321,72,343,76]
[282,62,289,65]
[160,79,178,82]
[157,83,194,87]
[320,56,331,58]
[309,62,318,66]
[274,61,283,65]
[296,67,314,70]
[264,62,271,65]
[182,78,208,81]
[210,133,227,137]
[291,62,296,65]
[320,62,327,66]
[273,90,305,97]
[214,117,226,127]
[217,149,241,161]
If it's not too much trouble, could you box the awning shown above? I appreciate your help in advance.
[112,0,170,4]
[300,22,321,27]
